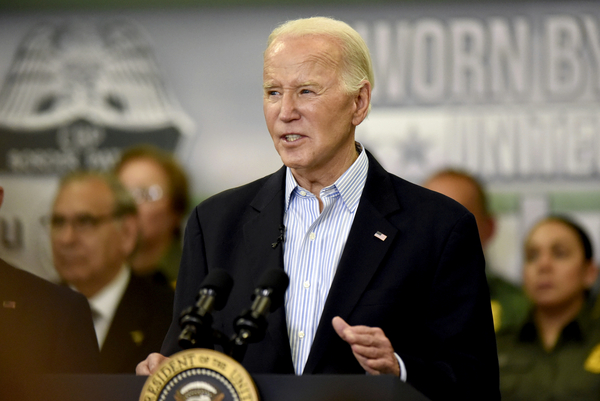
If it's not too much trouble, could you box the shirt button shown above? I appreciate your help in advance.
[304,281,310,289]
[299,331,305,339]
[309,232,316,240]
[300,191,307,196]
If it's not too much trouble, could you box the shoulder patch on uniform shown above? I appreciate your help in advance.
[130,330,145,346]
[584,343,600,373]
[491,300,502,332]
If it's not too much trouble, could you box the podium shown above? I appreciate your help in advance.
[15,373,431,401]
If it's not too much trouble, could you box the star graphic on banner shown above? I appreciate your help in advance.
[399,128,430,168]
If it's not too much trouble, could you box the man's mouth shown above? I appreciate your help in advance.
[284,134,302,142]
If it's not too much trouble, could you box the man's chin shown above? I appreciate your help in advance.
[55,265,90,282]
[278,150,307,167]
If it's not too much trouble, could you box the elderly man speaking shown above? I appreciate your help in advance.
[138,16,499,401]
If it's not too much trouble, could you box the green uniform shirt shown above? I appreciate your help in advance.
[158,240,182,288]
[497,309,600,401]
[144,241,182,290]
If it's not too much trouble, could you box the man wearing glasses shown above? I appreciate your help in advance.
[47,171,174,373]
[0,185,100,397]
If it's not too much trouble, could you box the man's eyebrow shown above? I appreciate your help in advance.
[262,81,321,90]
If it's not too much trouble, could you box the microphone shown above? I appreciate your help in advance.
[178,269,234,350]
[231,269,289,358]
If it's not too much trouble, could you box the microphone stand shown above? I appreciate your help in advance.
[227,287,273,361]
[178,268,288,364]
[179,305,232,351]
[179,290,275,363]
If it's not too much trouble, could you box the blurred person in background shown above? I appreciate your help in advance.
[114,145,190,288]
[49,171,173,373]
[496,215,600,401]
[1,185,99,396]
[424,169,530,332]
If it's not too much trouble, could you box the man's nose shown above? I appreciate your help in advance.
[53,222,78,244]
[279,93,300,122]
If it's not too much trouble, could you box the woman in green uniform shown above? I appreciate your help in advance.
[497,215,600,401]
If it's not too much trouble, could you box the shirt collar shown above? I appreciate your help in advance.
[519,308,591,345]
[88,265,131,321]
[284,142,368,213]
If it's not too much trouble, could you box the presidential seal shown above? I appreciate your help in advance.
[139,349,259,401]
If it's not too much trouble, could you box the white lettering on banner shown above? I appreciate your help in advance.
[356,14,600,104]
[568,114,597,176]
[359,105,600,183]
[57,123,105,151]
[7,148,121,173]
[355,13,600,185]
[489,17,530,99]
[413,19,446,102]
[546,16,585,98]
[451,19,486,100]
[354,20,411,102]
[84,148,121,170]
[8,149,79,173]
[584,16,600,91]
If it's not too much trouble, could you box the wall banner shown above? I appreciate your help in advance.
[0,2,598,283]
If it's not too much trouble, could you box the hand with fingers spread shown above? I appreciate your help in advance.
[136,353,170,375]
[332,316,400,377]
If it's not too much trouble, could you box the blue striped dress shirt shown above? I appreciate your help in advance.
[283,143,368,375]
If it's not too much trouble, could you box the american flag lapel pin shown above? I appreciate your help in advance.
[374,231,387,241]
[3,300,16,309]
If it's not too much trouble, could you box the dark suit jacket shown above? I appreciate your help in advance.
[162,152,500,400]
[0,258,100,399]
[100,272,173,373]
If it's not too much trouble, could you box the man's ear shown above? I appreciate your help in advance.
[352,81,372,126]
[0,186,4,209]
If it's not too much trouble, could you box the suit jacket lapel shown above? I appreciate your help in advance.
[242,166,294,371]
[100,274,137,373]
[303,152,402,374]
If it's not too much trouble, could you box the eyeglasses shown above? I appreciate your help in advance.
[129,184,164,204]
[41,213,120,234]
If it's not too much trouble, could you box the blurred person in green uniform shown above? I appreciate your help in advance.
[115,145,190,288]
[497,215,600,401]
[424,169,529,332]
